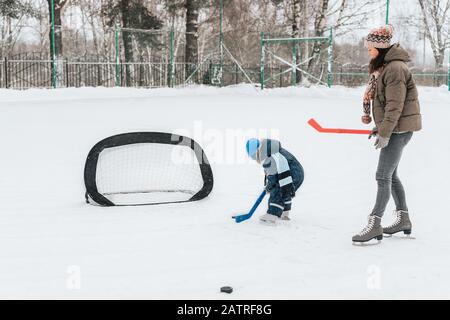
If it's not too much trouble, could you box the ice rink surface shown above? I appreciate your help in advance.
[0,84,449,299]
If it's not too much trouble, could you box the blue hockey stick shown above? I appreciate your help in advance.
[232,190,266,223]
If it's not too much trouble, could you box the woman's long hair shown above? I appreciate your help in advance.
[368,46,392,74]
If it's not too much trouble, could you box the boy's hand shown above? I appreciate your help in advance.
[264,177,270,193]
[289,185,296,198]
[265,175,277,193]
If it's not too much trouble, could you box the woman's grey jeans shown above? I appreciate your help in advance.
[372,132,413,217]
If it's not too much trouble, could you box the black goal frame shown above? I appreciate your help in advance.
[84,132,214,206]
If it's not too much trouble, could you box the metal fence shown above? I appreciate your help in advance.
[0,55,448,89]
[0,56,263,89]
[333,64,448,87]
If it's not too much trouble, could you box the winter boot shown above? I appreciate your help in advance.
[352,215,383,244]
[280,211,290,221]
[383,210,412,236]
[260,213,278,224]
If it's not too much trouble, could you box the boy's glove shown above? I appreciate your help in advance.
[264,176,271,193]
[290,187,296,198]
[265,175,278,193]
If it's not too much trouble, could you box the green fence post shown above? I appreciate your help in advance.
[4,57,8,88]
[327,27,333,88]
[169,29,175,88]
[280,66,283,87]
[50,0,56,88]
[448,51,450,91]
[219,0,224,87]
[292,42,297,87]
[171,30,175,87]
[115,22,120,86]
[65,58,69,87]
[260,32,265,90]
[386,0,390,24]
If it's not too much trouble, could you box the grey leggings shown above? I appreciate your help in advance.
[372,132,413,217]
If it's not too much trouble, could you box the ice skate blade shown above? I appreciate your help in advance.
[279,219,292,226]
[259,219,277,226]
[352,240,382,247]
[352,235,383,246]
[384,231,415,239]
[384,234,416,240]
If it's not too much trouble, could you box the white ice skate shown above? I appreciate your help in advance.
[259,213,278,225]
[280,211,290,221]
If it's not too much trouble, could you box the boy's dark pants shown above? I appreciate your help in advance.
[267,174,304,217]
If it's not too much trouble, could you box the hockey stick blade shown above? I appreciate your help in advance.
[308,118,372,135]
[232,213,252,223]
[232,191,266,224]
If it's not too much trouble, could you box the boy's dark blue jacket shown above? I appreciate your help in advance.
[259,139,304,198]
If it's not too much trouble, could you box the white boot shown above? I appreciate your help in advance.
[259,213,278,224]
[280,211,290,221]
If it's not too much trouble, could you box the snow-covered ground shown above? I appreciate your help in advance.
[0,84,449,299]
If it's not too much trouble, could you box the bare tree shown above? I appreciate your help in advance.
[80,0,101,58]
[292,0,307,83]
[101,0,162,85]
[223,0,274,64]
[47,0,69,58]
[46,0,69,86]
[75,0,111,85]
[418,0,449,69]
[185,0,200,80]
[0,0,36,57]
[306,0,329,75]
[260,0,380,84]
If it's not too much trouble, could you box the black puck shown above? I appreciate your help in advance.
[220,286,233,294]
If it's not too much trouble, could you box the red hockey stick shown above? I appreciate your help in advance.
[308,118,372,135]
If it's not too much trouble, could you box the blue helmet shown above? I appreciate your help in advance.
[246,138,260,159]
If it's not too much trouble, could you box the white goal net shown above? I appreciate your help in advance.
[84,133,213,206]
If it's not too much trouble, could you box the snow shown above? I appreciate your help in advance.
[0,84,449,299]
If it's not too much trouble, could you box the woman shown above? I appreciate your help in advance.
[352,25,422,244]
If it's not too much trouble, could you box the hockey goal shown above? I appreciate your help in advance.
[84,132,213,206]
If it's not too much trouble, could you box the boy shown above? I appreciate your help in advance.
[246,138,304,224]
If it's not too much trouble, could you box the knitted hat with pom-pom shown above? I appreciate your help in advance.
[364,25,394,49]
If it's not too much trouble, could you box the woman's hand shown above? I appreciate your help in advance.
[368,127,378,139]
[361,115,372,124]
